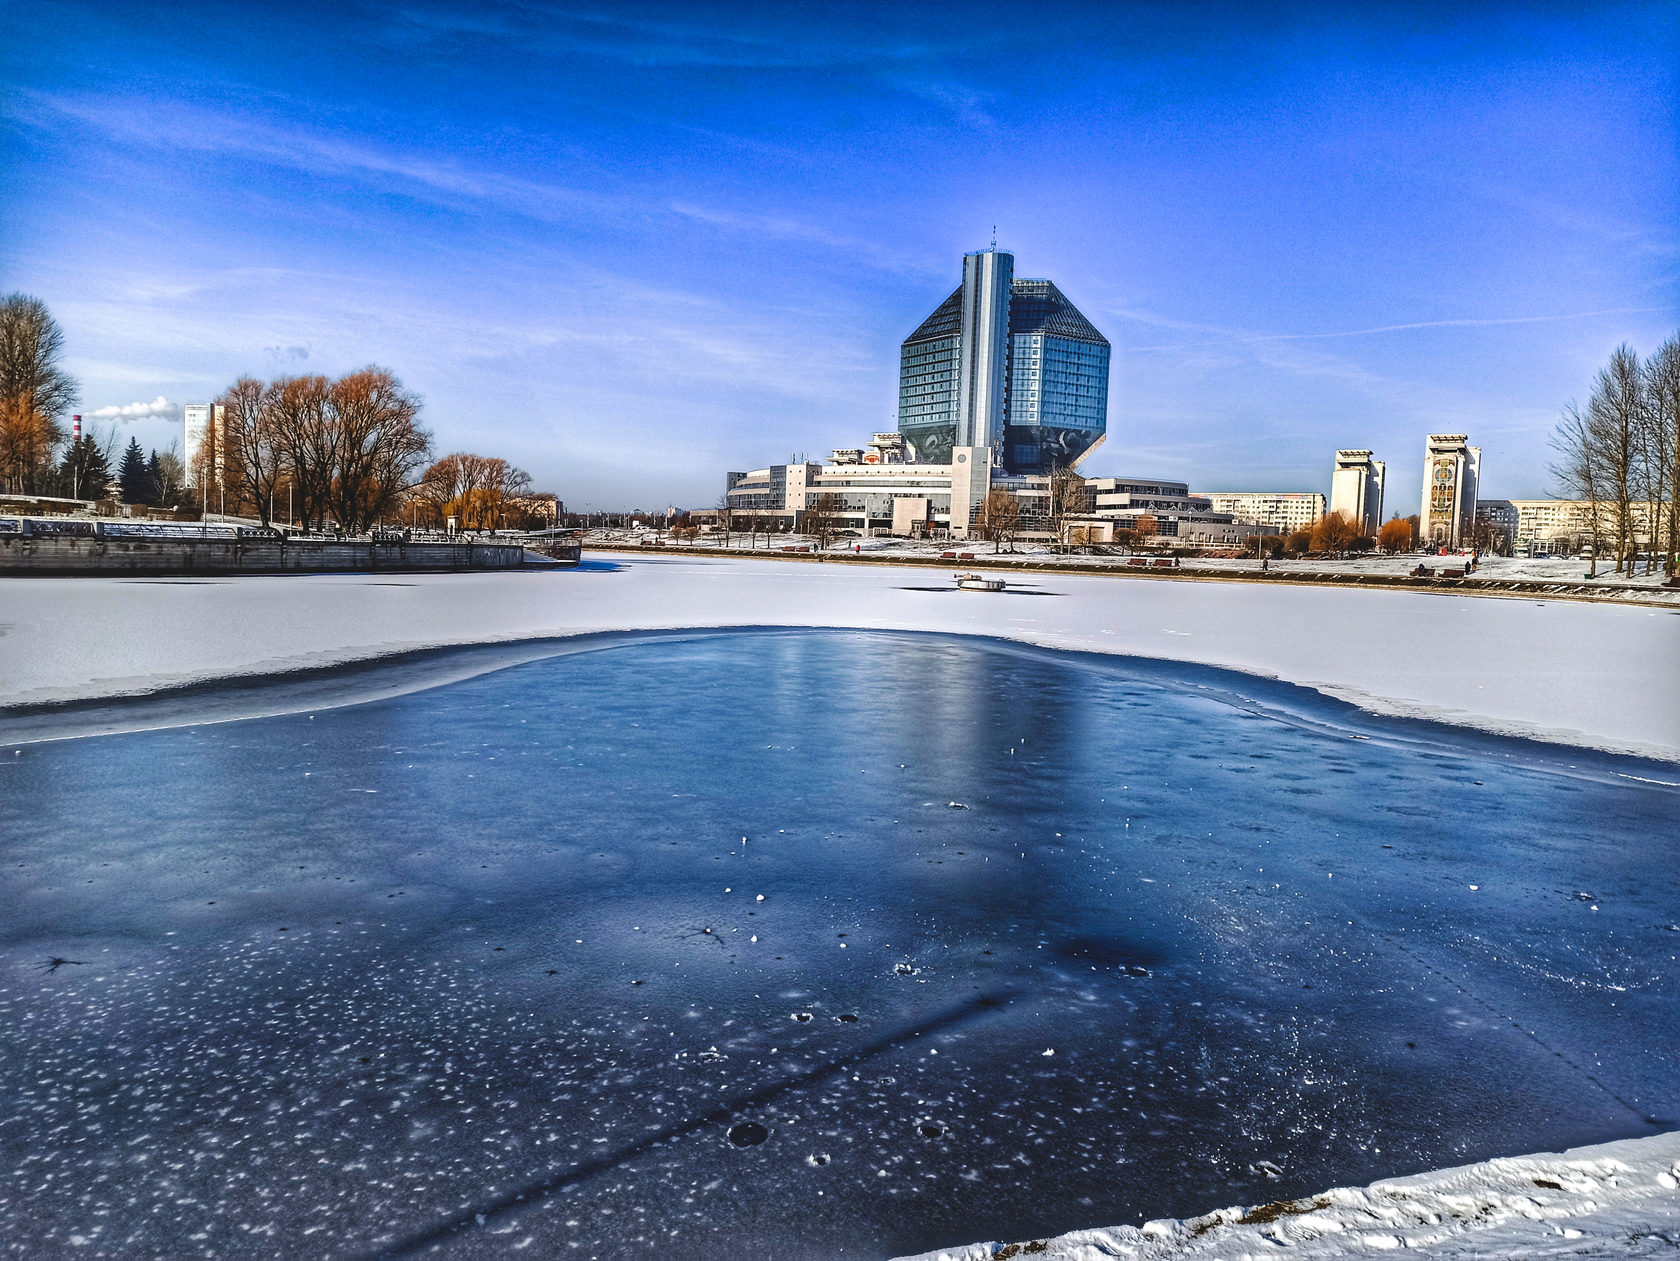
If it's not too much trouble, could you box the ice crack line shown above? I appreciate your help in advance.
[1383,934,1659,1128]
[366,986,1019,1258]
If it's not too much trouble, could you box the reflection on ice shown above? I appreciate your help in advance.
[0,629,1675,1259]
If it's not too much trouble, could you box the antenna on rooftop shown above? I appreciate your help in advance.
[991,225,996,251]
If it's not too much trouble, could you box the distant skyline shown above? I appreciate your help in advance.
[3,1,1677,511]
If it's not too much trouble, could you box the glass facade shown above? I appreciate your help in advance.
[1001,280,1109,474]
[897,288,963,464]
[898,268,1109,474]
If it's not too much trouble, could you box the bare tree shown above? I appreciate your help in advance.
[1377,516,1414,554]
[217,377,288,526]
[974,488,1020,554]
[417,452,532,530]
[0,294,78,494]
[715,492,734,548]
[1644,333,1680,577]
[153,448,187,509]
[268,375,333,530]
[324,368,431,534]
[1281,525,1313,557]
[802,493,842,549]
[1046,465,1088,552]
[1551,400,1605,577]
[1588,345,1644,574]
[212,369,431,534]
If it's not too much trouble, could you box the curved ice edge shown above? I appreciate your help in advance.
[894,1129,1680,1260]
[1,624,1676,776]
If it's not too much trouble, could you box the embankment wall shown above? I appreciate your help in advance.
[0,535,528,576]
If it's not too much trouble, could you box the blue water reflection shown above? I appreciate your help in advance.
[1,629,1675,1258]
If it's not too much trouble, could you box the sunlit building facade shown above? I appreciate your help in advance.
[1421,434,1481,548]
[898,250,1109,474]
[1329,450,1386,535]
[1197,491,1325,533]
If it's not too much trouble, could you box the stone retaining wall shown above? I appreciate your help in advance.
[0,535,528,576]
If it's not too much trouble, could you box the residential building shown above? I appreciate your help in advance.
[1329,450,1385,534]
[183,404,213,488]
[1474,500,1518,552]
[1504,499,1663,554]
[1197,491,1325,533]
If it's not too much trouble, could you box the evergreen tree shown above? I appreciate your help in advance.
[58,435,112,501]
[118,436,149,504]
[146,449,165,506]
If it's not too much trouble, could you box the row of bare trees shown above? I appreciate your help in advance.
[1552,334,1680,576]
[410,452,543,531]
[4,295,552,532]
[209,370,431,532]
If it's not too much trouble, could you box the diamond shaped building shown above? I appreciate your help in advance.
[897,249,1110,474]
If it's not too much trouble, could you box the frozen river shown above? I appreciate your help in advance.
[2,628,1675,1258]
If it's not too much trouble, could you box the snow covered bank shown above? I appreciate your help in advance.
[1,555,1676,758]
[897,1130,1680,1260]
[596,530,1680,603]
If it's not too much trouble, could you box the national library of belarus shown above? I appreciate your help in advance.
[722,247,1539,551]
[725,247,1273,545]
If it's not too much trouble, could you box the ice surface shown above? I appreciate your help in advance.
[1,631,1675,1258]
[1,556,1676,759]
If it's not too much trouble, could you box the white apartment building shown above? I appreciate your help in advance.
[1197,491,1325,533]
[1505,499,1663,552]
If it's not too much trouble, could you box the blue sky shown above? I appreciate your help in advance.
[3,1,1677,511]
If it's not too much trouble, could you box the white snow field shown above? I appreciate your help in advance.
[895,1130,1680,1260]
[1,554,1676,759]
[590,528,1680,600]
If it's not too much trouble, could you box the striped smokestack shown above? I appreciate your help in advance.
[72,415,81,441]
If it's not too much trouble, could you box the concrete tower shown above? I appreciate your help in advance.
[954,248,1013,454]
[1421,434,1481,548]
[1330,449,1385,535]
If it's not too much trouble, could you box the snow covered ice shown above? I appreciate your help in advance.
[0,555,1675,758]
[0,560,1677,1258]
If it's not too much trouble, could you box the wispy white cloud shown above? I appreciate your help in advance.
[7,89,617,224]
[87,395,176,419]
[1123,307,1670,354]
[886,77,998,131]
[381,5,950,72]
[664,201,929,277]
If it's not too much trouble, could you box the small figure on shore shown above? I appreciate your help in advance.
[1261,558,1269,573]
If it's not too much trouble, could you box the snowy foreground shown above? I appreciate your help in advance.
[897,1131,1680,1260]
[1,554,1675,759]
